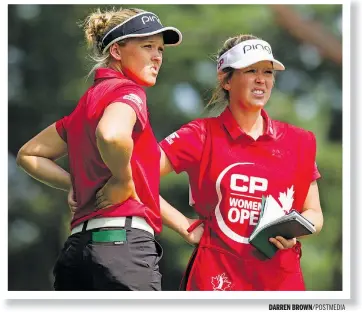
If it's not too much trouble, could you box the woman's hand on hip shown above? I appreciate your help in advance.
[95,176,140,210]
[269,236,297,250]
[68,185,78,214]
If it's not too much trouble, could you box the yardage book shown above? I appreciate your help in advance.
[248,196,316,259]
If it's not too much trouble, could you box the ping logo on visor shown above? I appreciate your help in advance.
[101,11,182,53]
[243,43,272,54]
[216,39,285,72]
[141,14,161,25]
[217,58,225,71]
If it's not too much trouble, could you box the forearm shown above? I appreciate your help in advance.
[160,195,191,238]
[96,135,133,182]
[17,155,71,191]
[301,209,324,234]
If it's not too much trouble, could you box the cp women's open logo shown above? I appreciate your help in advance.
[214,162,295,244]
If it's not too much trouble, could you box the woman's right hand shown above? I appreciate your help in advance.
[95,176,140,210]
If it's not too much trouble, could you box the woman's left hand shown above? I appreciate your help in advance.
[95,176,140,210]
[269,236,297,250]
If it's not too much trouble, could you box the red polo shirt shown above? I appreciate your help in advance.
[160,108,320,289]
[56,68,161,233]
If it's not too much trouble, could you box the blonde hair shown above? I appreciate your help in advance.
[206,34,259,113]
[81,7,145,76]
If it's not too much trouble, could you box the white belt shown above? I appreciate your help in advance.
[71,216,154,236]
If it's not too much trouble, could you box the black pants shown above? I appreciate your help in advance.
[53,217,163,290]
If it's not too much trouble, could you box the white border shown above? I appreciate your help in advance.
[342,0,351,299]
[4,290,352,300]
[4,0,351,305]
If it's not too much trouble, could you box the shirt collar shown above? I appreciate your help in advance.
[218,107,276,141]
[94,68,127,81]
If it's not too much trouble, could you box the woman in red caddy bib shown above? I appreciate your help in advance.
[158,34,324,291]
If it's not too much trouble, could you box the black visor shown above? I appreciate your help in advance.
[101,12,182,52]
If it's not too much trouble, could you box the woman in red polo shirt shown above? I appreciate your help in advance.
[16,7,184,291]
[157,34,324,290]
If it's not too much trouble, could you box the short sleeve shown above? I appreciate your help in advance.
[306,131,321,181]
[312,162,321,180]
[159,119,206,174]
[109,85,148,131]
[55,116,68,142]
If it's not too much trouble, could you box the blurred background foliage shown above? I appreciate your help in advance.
[8,4,343,291]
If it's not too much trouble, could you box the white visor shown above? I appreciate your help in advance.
[217,39,285,72]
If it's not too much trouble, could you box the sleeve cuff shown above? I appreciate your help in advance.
[159,142,183,174]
